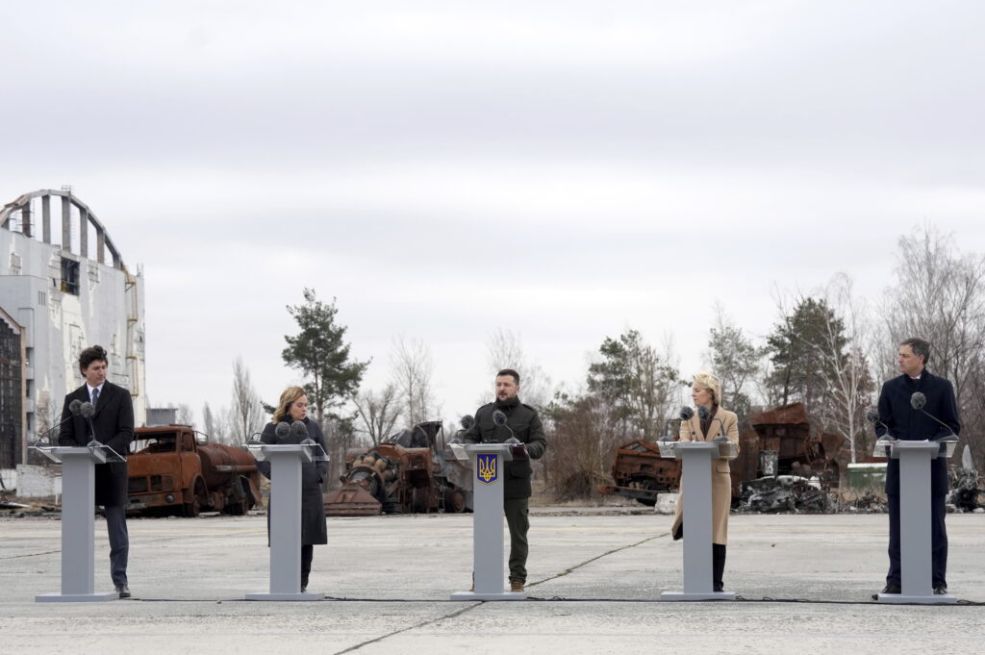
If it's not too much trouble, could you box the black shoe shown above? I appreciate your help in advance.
[713,582,725,593]
[933,585,948,595]
[872,583,900,599]
[115,585,131,599]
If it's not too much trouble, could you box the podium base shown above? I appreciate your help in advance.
[661,591,736,601]
[450,590,526,601]
[36,592,118,603]
[877,592,957,605]
[245,591,323,601]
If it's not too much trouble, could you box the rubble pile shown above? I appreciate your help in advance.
[947,469,983,512]
[834,492,888,513]
[736,475,831,513]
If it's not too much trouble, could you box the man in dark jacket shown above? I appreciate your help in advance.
[874,337,959,597]
[464,369,547,592]
[58,345,135,598]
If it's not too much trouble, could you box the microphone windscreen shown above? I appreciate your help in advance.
[275,422,290,439]
[69,399,82,415]
[910,392,927,410]
[679,407,694,421]
[290,421,308,439]
[460,415,475,429]
[698,406,709,420]
[865,408,880,424]
[80,402,95,418]
[492,410,507,426]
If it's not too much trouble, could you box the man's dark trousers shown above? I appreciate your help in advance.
[504,497,529,583]
[104,505,129,587]
[887,493,948,588]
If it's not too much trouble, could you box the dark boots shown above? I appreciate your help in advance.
[712,543,726,592]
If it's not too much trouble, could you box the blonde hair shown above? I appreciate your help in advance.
[692,371,722,406]
[273,386,306,423]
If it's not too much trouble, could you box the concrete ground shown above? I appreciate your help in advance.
[1,510,983,654]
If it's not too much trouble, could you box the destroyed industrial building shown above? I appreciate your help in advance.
[0,188,147,476]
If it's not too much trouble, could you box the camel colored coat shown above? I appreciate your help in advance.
[670,407,740,545]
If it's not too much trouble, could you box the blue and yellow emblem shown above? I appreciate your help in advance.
[476,453,498,484]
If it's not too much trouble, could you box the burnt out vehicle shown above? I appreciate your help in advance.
[127,425,261,517]
[325,420,471,516]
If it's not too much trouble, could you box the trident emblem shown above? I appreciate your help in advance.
[476,453,498,484]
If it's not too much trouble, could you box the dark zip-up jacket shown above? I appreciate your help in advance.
[463,398,547,499]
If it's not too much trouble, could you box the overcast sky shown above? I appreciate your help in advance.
[3,1,985,429]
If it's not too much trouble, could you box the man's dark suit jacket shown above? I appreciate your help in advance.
[876,370,960,497]
[58,380,135,507]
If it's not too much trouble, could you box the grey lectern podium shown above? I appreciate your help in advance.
[659,440,736,601]
[451,443,525,600]
[874,438,958,605]
[33,444,125,602]
[247,442,328,601]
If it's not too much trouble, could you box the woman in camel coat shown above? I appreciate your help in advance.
[670,371,740,592]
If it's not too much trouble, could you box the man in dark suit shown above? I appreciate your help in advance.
[59,345,135,598]
[874,337,959,597]
[464,369,547,592]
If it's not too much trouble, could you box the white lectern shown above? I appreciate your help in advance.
[34,444,125,602]
[874,438,957,604]
[451,443,524,600]
[247,443,328,601]
[659,440,736,601]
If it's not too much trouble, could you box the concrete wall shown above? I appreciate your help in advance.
[14,463,62,498]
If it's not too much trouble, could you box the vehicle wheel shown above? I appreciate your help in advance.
[410,486,430,513]
[444,488,467,513]
[634,479,659,507]
[184,478,207,517]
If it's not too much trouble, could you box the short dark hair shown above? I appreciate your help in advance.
[497,368,520,384]
[901,337,931,365]
[79,345,108,372]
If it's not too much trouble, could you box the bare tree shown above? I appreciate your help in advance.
[202,402,230,443]
[390,337,436,426]
[816,274,876,464]
[352,383,403,446]
[882,226,985,469]
[704,304,763,416]
[230,357,266,445]
[175,403,194,427]
[486,328,552,409]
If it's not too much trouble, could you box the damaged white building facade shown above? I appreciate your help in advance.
[0,188,147,469]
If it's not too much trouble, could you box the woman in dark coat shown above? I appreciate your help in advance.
[258,386,328,591]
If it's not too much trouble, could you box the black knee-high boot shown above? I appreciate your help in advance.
[712,543,726,592]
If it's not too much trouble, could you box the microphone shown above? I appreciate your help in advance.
[492,410,515,437]
[679,407,696,439]
[79,402,97,445]
[31,400,83,446]
[460,415,475,430]
[910,392,958,441]
[492,409,524,456]
[712,416,729,443]
[274,422,290,440]
[697,406,709,421]
[865,408,894,438]
[290,421,311,443]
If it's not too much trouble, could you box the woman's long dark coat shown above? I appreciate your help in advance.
[258,417,328,545]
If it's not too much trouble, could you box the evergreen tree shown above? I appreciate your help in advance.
[282,288,369,423]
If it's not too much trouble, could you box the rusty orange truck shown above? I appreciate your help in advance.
[126,425,261,517]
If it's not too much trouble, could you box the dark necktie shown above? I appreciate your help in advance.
[92,387,100,405]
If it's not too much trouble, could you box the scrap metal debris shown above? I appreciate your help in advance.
[737,475,831,513]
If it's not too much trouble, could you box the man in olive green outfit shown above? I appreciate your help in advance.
[464,369,548,592]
